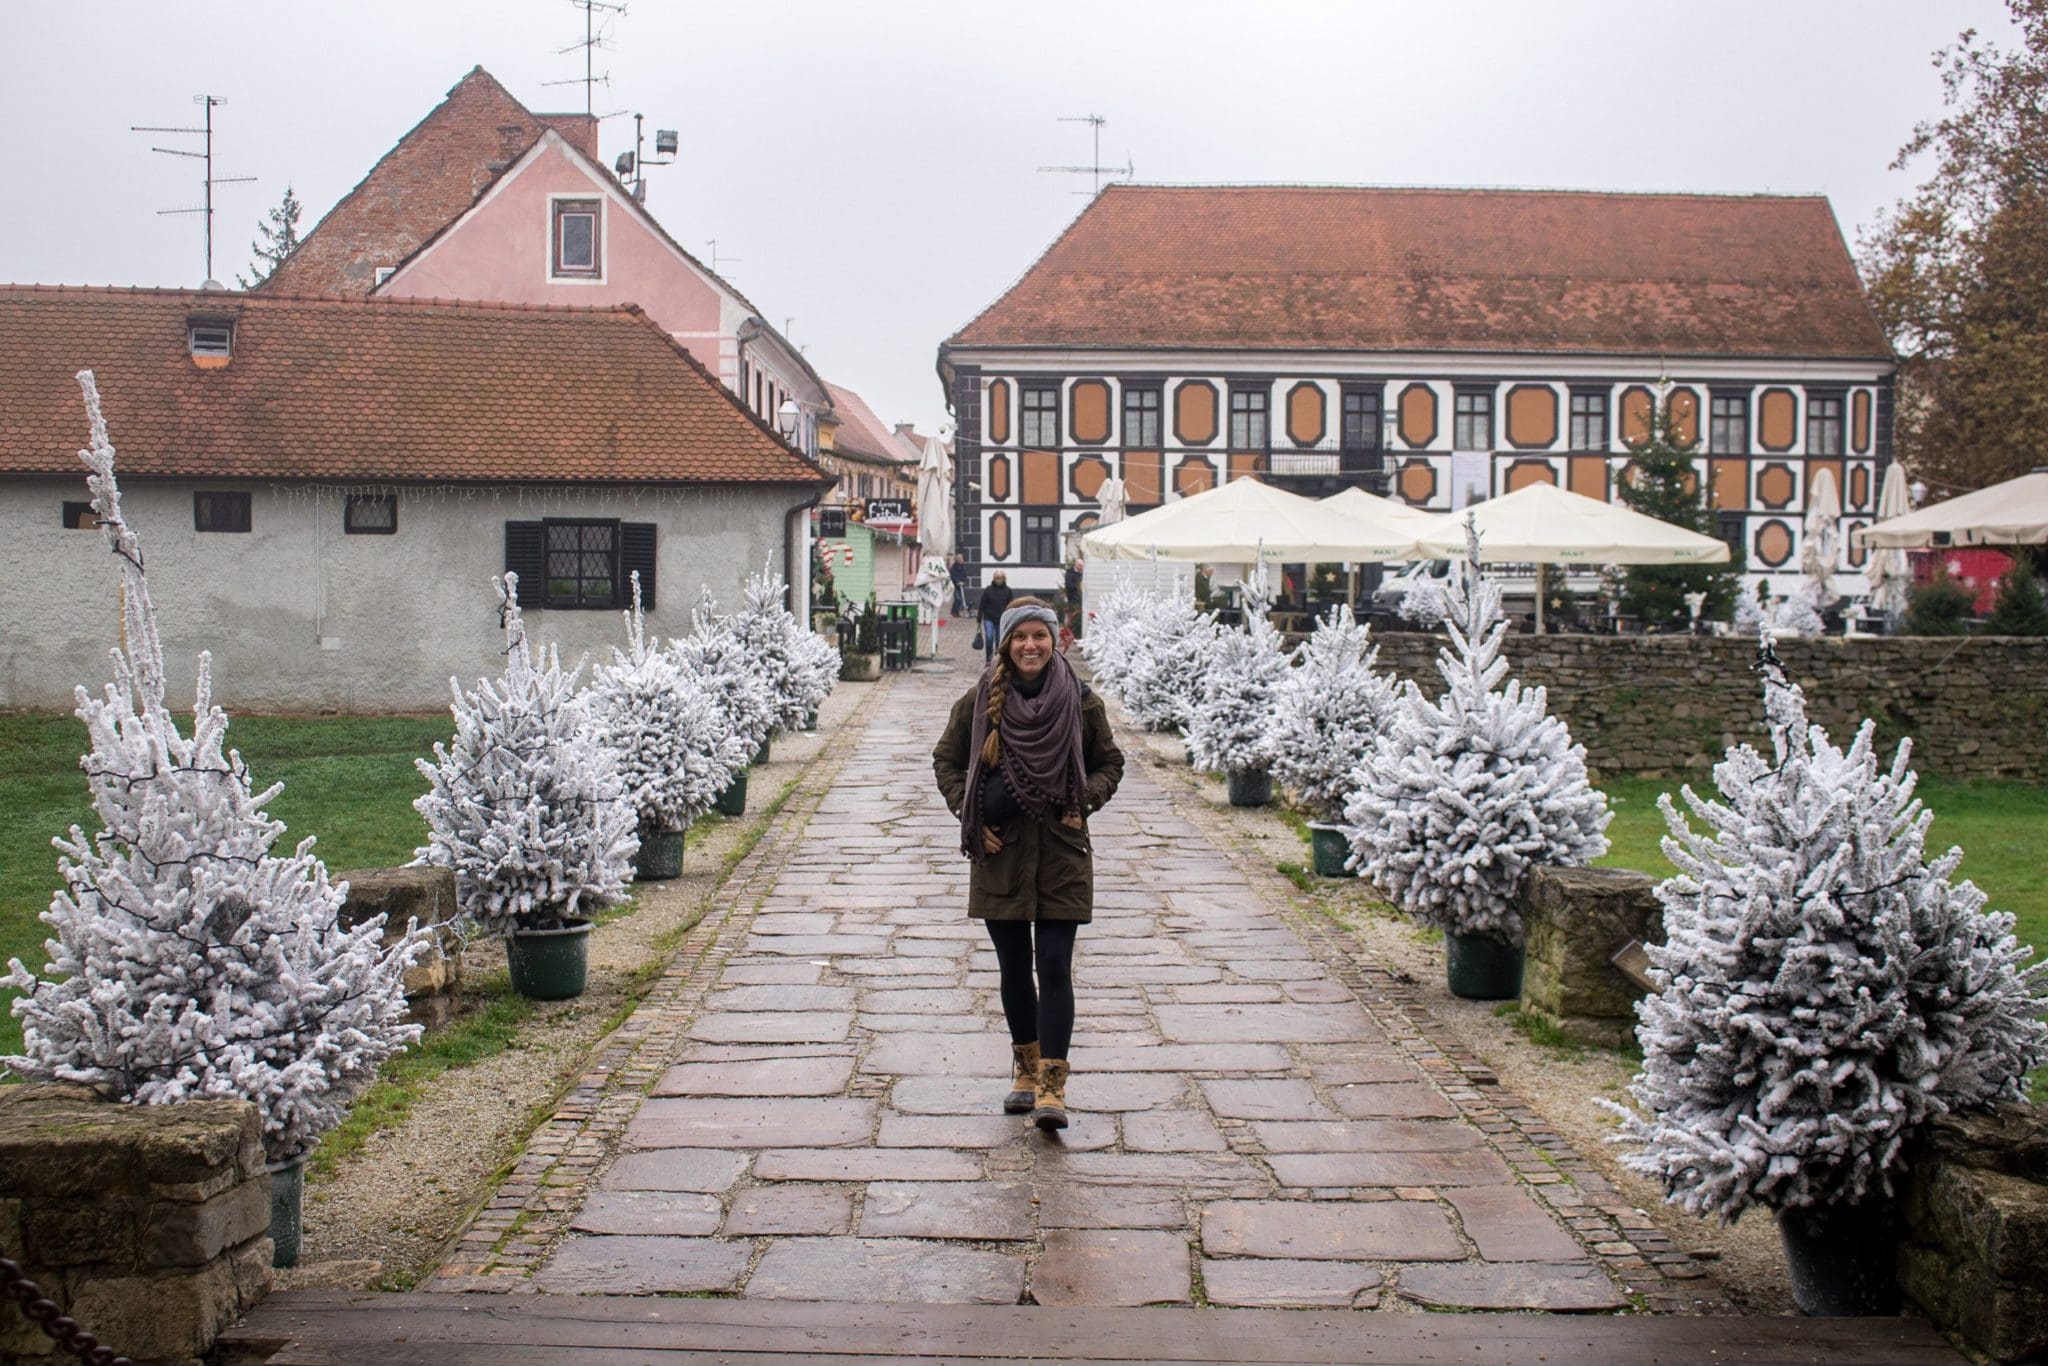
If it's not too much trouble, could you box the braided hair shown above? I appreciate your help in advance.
[980,594,1056,770]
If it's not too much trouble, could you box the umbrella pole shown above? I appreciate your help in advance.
[1534,568,1546,635]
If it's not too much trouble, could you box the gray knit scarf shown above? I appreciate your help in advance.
[960,651,1087,862]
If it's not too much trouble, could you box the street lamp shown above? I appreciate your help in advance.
[776,397,800,445]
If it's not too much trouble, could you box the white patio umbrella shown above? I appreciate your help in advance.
[1082,476,1424,565]
[1802,465,1841,609]
[1410,481,1730,632]
[1321,487,1445,611]
[915,436,953,560]
[1863,464,1913,619]
[1856,467,2048,547]
[1096,475,1128,526]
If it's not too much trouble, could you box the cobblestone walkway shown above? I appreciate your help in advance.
[434,633,1727,1314]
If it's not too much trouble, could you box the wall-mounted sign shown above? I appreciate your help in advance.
[865,498,912,524]
[818,506,847,537]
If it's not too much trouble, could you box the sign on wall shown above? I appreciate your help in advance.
[865,498,912,524]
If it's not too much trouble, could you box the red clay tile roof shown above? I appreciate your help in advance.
[946,184,1892,360]
[823,381,918,466]
[261,68,553,297]
[0,287,829,486]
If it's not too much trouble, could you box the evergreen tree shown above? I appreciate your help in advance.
[1606,642,2047,1219]
[1268,605,1400,820]
[732,565,834,732]
[3,372,421,1161]
[674,589,778,760]
[1617,385,1743,626]
[237,185,303,289]
[1344,523,1610,944]
[1185,596,1289,776]
[586,574,746,834]
[1983,550,2048,635]
[1120,595,1221,734]
[414,575,638,934]
[1902,564,1977,636]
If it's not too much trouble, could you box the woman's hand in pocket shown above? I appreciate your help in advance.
[982,826,1005,855]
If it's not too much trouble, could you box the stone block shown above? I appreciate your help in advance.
[336,866,462,1009]
[22,1196,139,1267]
[66,1255,248,1362]
[1900,1104,2048,1363]
[0,1086,261,1202]
[1519,865,1662,1047]
[137,1177,272,1268]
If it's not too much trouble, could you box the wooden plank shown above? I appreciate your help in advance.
[223,1292,1965,1366]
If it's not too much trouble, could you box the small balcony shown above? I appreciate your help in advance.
[1259,448,1392,498]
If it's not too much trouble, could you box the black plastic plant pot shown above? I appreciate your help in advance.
[1444,931,1525,1000]
[1308,823,1355,878]
[801,711,818,732]
[633,826,685,881]
[266,1158,305,1268]
[1226,767,1273,808]
[506,918,593,1000]
[713,769,748,817]
[1776,1202,1903,1316]
[754,737,773,767]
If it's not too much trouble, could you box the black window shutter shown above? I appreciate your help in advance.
[504,522,544,607]
[620,522,657,609]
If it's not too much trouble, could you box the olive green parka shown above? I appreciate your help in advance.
[931,681,1124,922]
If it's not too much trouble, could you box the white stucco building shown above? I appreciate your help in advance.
[0,287,829,711]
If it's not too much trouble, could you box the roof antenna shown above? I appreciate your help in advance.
[706,239,741,279]
[134,95,257,286]
[542,0,626,118]
[1037,114,1134,197]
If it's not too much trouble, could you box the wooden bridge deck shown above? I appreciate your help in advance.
[219,1291,1966,1365]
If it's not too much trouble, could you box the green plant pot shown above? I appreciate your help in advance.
[632,825,684,881]
[801,711,818,732]
[267,1157,305,1268]
[713,769,748,817]
[506,918,593,1000]
[1776,1202,1902,1316]
[1308,823,1354,878]
[754,737,773,767]
[1226,767,1273,808]
[1445,931,1524,1000]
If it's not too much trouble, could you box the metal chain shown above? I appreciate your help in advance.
[0,1257,129,1366]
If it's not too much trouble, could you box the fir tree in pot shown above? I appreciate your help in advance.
[3,374,425,1267]
[1344,521,1610,997]
[1186,586,1289,806]
[676,589,778,817]
[1268,605,1399,876]
[415,576,639,999]
[1603,641,2047,1314]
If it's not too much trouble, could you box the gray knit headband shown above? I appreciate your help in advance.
[998,604,1060,644]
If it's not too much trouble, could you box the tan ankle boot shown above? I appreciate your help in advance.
[1005,1042,1040,1114]
[1033,1058,1070,1130]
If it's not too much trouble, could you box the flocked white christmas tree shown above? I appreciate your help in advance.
[3,372,422,1161]
[1185,584,1290,776]
[1119,594,1221,734]
[414,574,638,934]
[1077,577,1148,697]
[1269,604,1400,820]
[1344,522,1610,943]
[732,564,833,735]
[586,573,747,835]
[673,588,778,765]
[1604,641,2047,1220]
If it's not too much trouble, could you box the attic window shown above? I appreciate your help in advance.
[188,321,233,358]
[551,198,601,278]
[374,266,396,287]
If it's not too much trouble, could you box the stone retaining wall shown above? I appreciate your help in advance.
[0,1084,272,1365]
[336,866,462,1028]
[1518,866,1662,1048]
[1369,633,2048,780]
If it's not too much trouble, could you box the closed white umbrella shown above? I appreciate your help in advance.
[1864,465,1912,619]
[1096,475,1128,526]
[1322,485,1446,543]
[1803,466,1841,609]
[1082,476,1423,564]
[915,436,953,559]
[1856,467,2048,547]
[1410,481,1730,632]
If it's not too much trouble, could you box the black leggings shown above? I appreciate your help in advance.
[984,919,1079,1060]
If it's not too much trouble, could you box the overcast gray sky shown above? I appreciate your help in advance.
[1,1,2016,439]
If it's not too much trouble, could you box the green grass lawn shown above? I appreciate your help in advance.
[1,712,448,1064]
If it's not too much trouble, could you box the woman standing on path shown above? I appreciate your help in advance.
[976,571,1014,661]
[932,598,1124,1130]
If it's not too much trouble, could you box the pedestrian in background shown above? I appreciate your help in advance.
[977,570,1014,661]
[932,597,1124,1130]
[948,552,969,615]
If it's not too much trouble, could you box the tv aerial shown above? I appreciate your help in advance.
[134,95,257,285]
[1038,114,1134,197]
[543,0,626,118]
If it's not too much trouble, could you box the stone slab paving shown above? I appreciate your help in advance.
[434,631,1732,1316]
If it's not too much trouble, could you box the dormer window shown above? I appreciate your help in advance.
[551,198,601,279]
[188,321,233,360]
